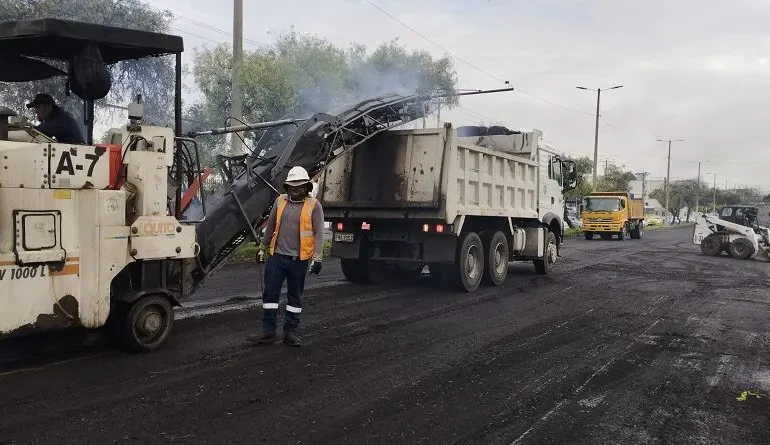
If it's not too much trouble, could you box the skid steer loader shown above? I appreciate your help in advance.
[692,205,770,260]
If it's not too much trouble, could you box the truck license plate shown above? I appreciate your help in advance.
[334,232,354,242]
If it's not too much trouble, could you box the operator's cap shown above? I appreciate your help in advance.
[26,93,55,109]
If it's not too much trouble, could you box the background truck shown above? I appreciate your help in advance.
[317,123,577,293]
[581,192,644,240]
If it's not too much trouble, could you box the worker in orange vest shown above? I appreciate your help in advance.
[248,166,324,347]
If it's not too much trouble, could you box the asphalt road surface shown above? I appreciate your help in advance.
[1,226,769,444]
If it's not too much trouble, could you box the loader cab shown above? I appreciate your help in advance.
[718,205,761,228]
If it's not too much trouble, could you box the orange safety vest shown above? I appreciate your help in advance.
[269,194,317,260]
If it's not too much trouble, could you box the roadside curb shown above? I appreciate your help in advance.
[176,279,348,320]
[564,223,694,239]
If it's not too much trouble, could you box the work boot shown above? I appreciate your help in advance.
[247,332,277,345]
[283,331,303,347]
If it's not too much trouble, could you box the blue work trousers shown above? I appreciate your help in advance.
[262,254,309,334]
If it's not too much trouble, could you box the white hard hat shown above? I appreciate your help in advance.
[285,166,311,186]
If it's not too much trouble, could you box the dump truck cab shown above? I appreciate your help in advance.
[581,192,645,241]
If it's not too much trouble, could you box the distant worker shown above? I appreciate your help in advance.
[26,93,85,144]
[248,166,324,347]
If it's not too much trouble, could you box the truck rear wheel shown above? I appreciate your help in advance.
[451,232,484,292]
[728,238,755,260]
[534,231,557,275]
[361,260,392,284]
[482,231,509,286]
[121,295,174,353]
[341,258,368,283]
[700,234,722,256]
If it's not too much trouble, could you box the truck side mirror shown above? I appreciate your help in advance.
[562,160,577,191]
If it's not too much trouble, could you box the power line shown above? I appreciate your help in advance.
[455,104,502,124]
[149,5,271,50]
[171,27,222,46]
[362,0,506,83]
[362,0,595,117]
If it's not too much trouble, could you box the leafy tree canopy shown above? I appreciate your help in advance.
[191,34,459,163]
[0,0,175,126]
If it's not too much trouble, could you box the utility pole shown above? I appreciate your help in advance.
[576,85,623,188]
[657,138,684,222]
[690,160,709,215]
[695,161,701,214]
[709,173,718,213]
[230,0,244,155]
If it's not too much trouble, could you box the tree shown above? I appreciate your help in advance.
[0,0,175,128]
[596,163,636,193]
[650,179,707,223]
[191,34,459,165]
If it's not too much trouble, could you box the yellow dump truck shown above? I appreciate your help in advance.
[581,192,645,240]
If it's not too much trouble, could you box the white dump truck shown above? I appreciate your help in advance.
[317,123,577,292]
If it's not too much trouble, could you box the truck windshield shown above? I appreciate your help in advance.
[583,197,621,212]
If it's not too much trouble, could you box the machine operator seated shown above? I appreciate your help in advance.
[25,93,85,145]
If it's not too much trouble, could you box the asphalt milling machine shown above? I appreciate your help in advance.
[692,205,770,260]
[0,18,514,352]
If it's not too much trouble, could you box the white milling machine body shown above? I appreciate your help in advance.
[0,120,196,338]
[0,18,199,351]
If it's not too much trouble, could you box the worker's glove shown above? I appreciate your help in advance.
[309,260,322,275]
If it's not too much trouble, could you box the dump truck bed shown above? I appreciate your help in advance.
[629,198,644,219]
[317,126,540,224]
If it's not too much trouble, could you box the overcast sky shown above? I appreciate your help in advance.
[147,0,770,191]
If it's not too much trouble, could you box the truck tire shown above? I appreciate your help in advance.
[584,231,594,240]
[362,260,392,284]
[617,225,627,241]
[700,234,722,256]
[482,231,509,286]
[630,222,642,239]
[341,258,367,283]
[121,295,174,353]
[534,230,557,275]
[450,232,484,292]
[728,238,755,260]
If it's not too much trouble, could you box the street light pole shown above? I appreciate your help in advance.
[690,160,709,216]
[592,89,600,187]
[693,161,699,214]
[577,85,623,188]
[230,0,244,155]
[657,138,684,222]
